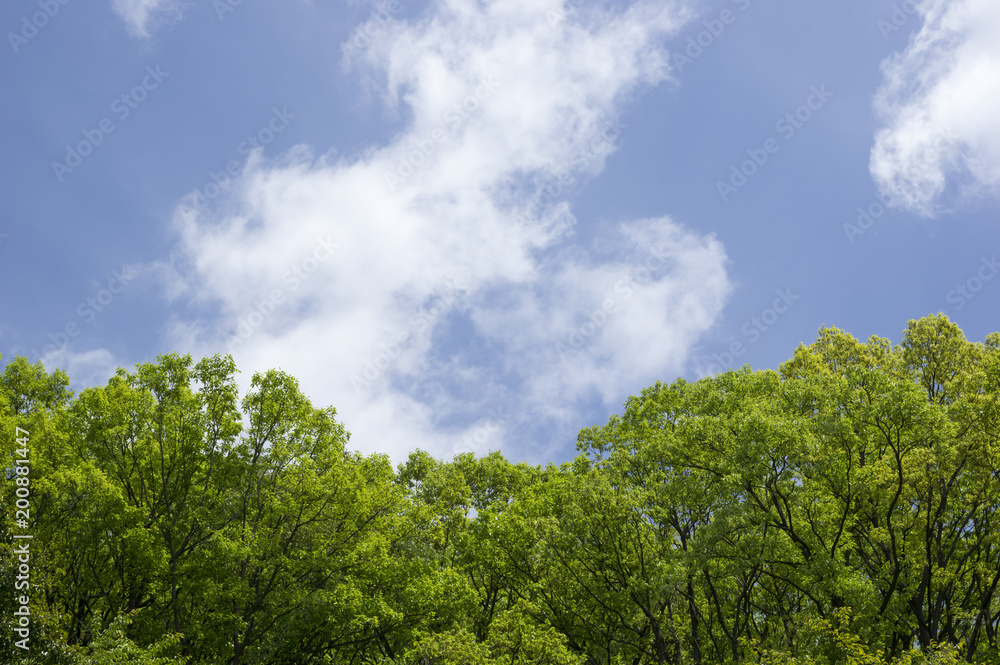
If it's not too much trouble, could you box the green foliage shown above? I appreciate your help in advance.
[2,315,1000,663]
[66,610,185,665]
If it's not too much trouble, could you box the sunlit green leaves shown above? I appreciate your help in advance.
[3,315,1000,663]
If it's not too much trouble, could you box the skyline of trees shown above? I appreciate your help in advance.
[2,313,998,664]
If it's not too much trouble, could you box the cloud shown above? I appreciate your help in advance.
[39,348,123,392]
[468,218,729,434]
[871,0,1000,216]
[153,0,731,463]
[111,0,184,38]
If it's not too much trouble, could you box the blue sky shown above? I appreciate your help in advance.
[2,0,998,464]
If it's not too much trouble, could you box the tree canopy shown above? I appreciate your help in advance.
[2,314,999,664]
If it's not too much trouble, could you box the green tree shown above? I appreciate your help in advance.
[4,314,999,664]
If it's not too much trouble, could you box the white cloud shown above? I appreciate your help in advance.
[40,348,122,392]
[111,0,184,38]
[154,0,731,463]
[871,0,1000,216]
[468,218,729,437]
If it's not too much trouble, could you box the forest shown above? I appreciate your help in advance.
[2,313,999,664]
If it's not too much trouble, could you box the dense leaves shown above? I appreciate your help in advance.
[1,315,998,663]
